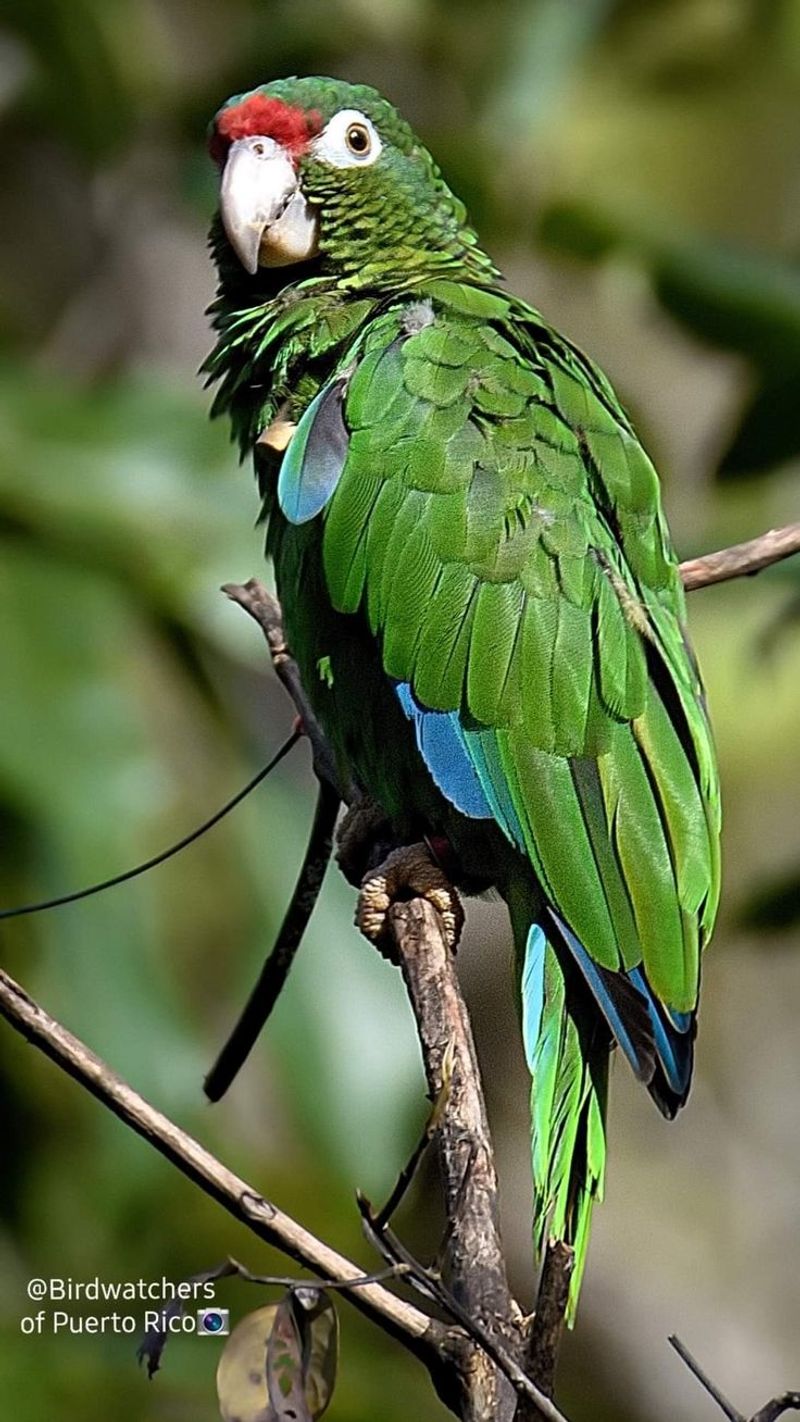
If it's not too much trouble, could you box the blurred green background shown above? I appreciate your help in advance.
[0,1,798,1417]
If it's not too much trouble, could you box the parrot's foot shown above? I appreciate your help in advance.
[357,843,464,958]
[336,797,395,887]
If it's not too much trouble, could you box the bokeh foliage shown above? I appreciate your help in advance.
[0,2,798,1418]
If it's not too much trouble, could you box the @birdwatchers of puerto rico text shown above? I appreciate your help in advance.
[19,1276,228,1338]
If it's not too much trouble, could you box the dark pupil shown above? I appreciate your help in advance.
[347,125,369,154]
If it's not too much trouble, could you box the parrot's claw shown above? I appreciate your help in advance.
[357,843,464,957]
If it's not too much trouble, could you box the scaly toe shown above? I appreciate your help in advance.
[356,843,464,954]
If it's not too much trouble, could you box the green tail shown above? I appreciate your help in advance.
[514,908,608,1323]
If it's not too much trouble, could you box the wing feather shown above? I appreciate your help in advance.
[283,291,719,1027]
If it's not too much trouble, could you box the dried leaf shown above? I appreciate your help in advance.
[293,1290,338,1418]
[217,1305,279,1422]
[216,1292,338,1422]
[267,1295,310,1421]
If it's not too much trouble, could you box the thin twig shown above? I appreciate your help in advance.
[751,1396,800,1422]
[670,1336,800,1422]
[220,1256,411,1295]
[223,580,346,795]
[0,731,300,922]
[0,967,440,1362]
[373,1038,455,1231]
[679,523,800,591]
[669,1336,745,1421]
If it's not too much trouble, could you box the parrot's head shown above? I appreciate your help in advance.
[209,76,490,285]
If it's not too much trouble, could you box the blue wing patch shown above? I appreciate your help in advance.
[395,683,493,819]
[394,682,529,842]
[278,378,349,524]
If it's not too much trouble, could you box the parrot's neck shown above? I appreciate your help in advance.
[205,274,378,461]
[205,214,500,462]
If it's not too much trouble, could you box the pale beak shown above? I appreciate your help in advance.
[219,135,319,274]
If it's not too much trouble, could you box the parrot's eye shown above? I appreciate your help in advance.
[345,122,371,156]
[313,109,383,169]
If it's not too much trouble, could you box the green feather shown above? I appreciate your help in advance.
[466,581,525,725]
[413,565,478,708]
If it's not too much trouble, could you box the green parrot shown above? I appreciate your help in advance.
[205,77,721,1315]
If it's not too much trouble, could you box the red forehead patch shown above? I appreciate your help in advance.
[210,94,322,163]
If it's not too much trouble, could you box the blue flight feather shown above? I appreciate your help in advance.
[627,966,693,1095]
[521,923,547,1068]
[278,378,349,524]
[395,683,493,819]
[547,908,648,1081]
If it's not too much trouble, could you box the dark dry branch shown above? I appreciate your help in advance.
[357,1205,569,1422]
[520,1242,575,1409]
[679,522,800,591]
[751,1399,800,1422]
[222,579,346,794]
[386,898,521,1418]
[387,899,516,1338]
[669,1336,800,1422]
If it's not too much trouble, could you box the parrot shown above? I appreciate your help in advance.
[204,76,721,1316]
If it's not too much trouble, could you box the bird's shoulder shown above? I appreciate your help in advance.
[344,279,680,601]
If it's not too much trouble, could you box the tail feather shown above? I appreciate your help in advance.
[521,923,608,1322]
[518,905,696,1320]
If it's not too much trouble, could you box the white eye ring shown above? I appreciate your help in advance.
[312,109,382,169]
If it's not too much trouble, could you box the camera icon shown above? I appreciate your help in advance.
[197,1308,229,1336]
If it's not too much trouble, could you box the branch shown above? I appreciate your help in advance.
[357,1209,569,1422]
[0,968,440,1364]
[669,1336,800,1422]
[517,1242,575,1415]
[679,522,800,591]
[387,897,521,1418]
[222,580,346,795]
[752,1399,800,1422]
